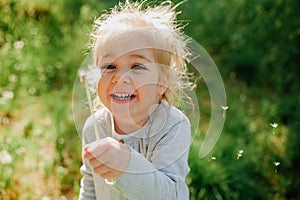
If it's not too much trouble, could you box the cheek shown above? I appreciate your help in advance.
[97,73,109,88]
[139,83,162,99]
[97,78,102,92]
[97,78,108,96]
[97,81,109,107]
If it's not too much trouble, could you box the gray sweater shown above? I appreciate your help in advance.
[79,101,191,200]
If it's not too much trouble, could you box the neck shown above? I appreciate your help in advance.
[114,116,149,134]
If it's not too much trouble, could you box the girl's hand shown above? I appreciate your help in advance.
[84,137,131,180]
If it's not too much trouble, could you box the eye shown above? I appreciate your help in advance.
[131,64,147,70]
[100,64,116,73]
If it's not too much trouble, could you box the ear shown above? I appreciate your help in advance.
[157,76,168,96]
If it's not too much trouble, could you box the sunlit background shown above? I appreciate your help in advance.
[0,0,299,199]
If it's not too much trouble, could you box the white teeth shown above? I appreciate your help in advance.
[112,93,133,101]
[114,93,131,98]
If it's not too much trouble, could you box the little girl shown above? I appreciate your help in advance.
[79,1,194,199]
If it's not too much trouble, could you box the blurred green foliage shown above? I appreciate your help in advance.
[0,0,299,199]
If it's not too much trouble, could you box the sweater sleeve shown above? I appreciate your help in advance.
[78,118,97,200]
[115,118,191,200]
[78,159,96,200]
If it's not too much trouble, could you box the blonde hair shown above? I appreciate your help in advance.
[89,0,195,105]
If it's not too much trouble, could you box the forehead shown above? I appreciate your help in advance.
[102,31,155,53]
[100,50,153,63]
[95,29,168,60]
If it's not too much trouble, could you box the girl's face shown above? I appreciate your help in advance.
[96,33,166,133]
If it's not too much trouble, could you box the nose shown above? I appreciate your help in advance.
[112,69,131,84]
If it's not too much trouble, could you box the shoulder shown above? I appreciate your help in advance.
[160,101,190,127]
[82,107,110,141]
[83,107,108,129]
[149,101,191,138]
[148,102,191,168]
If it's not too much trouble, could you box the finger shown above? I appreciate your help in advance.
[93,164,112,177]
[88,155,115,176]
[89,156,106,168]
[90,150,115,171]
[101,170,119,179]
[83,147,96,160]
[86,147,116,167]
[95,166,121,179]
[84,144,109,161]
[86,137,117,152]
[85,138,117,157]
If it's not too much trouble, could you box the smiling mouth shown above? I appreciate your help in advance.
[111,93,136,103]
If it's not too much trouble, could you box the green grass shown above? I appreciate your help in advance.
[0,78,293,199]
[187,78,291,200]
[0,91,81,199]
[0,0,298,198]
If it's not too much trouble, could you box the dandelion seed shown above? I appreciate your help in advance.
[270,123,278,128]
[274,161,280,173]
[221,106,229,117]
[270,122,278,134]
[221,106,229,110]
[211,156,216,161]
[237,149,244,160]
[0,150,12,164]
